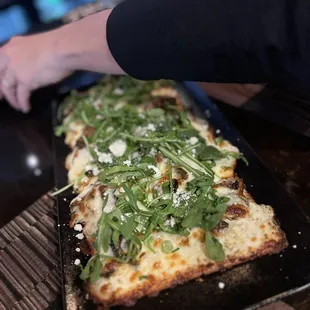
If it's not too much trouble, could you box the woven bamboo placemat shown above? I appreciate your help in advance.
[0,195,61,310]
[0,195,293,310]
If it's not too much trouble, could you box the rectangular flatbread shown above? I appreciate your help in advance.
[56,76,287,308]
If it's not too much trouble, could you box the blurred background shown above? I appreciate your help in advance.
[0,0,111,43]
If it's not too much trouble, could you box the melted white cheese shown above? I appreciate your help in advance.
[91,200,281,304]
[64,86,285,307]
[67,148,92,183]
[64,121,85,149]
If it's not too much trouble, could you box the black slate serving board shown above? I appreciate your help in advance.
[53,81,310,310]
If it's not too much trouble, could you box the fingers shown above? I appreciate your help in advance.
[16,83,30,113]
[0,68,31,113]
[0,43,31,113]
[1,68,18,110]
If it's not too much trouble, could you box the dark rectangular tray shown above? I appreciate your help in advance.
[53,81,310,310]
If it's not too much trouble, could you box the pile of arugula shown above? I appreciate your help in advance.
[56,76,246,283]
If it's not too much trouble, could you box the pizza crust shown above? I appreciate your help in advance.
[60,81,288,308]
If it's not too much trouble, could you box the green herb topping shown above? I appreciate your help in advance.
[56,77,246,282]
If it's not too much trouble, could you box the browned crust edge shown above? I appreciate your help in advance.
[62,85,288,309]
[88,233,288,308]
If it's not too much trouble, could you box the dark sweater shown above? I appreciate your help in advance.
[107,0,310,89]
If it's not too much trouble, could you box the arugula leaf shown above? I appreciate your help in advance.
[80,195,108,283]
[55,125,67,137]
[181,206,203,228]
[80,255,96,281]
[109,171,143,184]
[203,212,225,230]
[139,156,156,165]
[103,166,138,176]
[177,128,198,139]
[159,146,202,177]
[205,231,225,262]
[215,136,223,145]
[144,235,156,253]
[161,240,176,253]
[90,255,103,283]
[82,135,97,161]
[120,216,135,239]
[112,229,120,245]
[225,151,249,166]
[102,223,111,253]
[122,184,138,209]
[187,177,214,194]
[80,255,102,283]
[196,145,226,161]
[147,108,165,118]
[139,275,149,280]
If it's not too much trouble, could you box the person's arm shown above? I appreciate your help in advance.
[1,0,310,112]
[0,9,122,112]
[107,0,310,88]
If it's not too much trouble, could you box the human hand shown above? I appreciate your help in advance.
[0,33,72,113]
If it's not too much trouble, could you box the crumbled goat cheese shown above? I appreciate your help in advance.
[92,166,100,176]
[170,216,176,227]
[113,87,124,95]
[92,99,101,110]
[98,152,113,164]
[106,127,114,133]
[188,137,198,145]
[149,147,157,156]
[73,224,83,231]
[147,123,156,131]
[114,100,126,110]
[109,140,127,157]
[173,189,191,207]
[85,165,92,172]
[164,219,170,226]
[120,238,128,251]
[218,282,225,289]
[135,126,147,136]
[131,152,140,159]
[123,160,132,166]
[76,233,84,240]
[74,259,81,265]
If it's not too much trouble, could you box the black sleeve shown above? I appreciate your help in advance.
[107,0,310,88]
